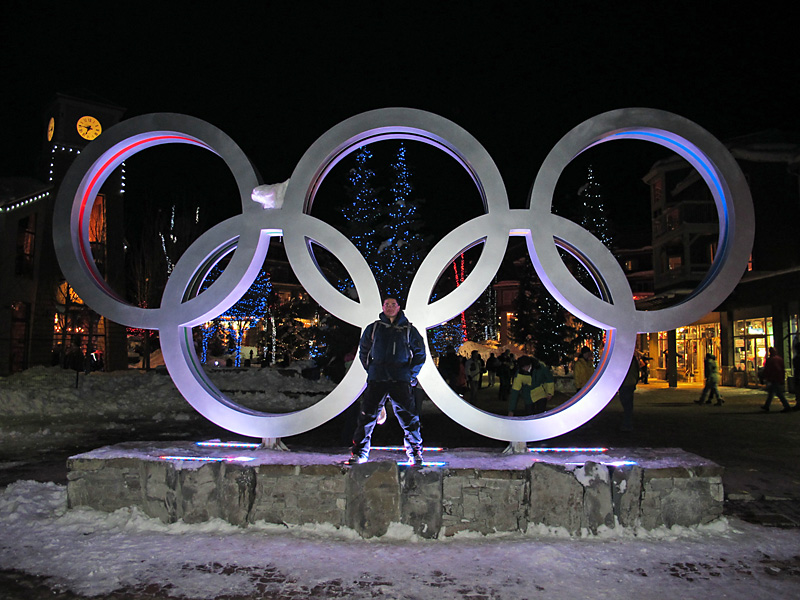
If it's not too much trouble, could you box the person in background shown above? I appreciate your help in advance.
[497,350,515,405]
[485,352,500,388]
[438,346,460,391]
[761,347,792,413]
[507,356,554,416]
[465,350,483,403]
[695,353,723,406]
[573,346,594,392]
[618,353,640,432]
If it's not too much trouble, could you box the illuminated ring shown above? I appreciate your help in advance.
[53,108,754,442]
[53,114,264,330]
[53,116,379,437]
[528,108,754,334]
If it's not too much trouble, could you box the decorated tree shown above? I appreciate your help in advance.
[339,143,428,305]
[510,258,577,366]
[376,143,426,303]
[339,146,383,298]
[199,263,272,367]
[510,260,540,355]
[572,164,612,360]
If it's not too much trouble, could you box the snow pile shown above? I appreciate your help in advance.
[2,480,800,599]
[0,364,336,420]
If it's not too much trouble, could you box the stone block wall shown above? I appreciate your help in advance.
[67,446,724,539]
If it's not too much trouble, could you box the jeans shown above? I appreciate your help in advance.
[764,381,790,410]
[351,380,422,458]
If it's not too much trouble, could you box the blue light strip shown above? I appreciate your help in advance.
[529,447,609,453]
[396,461,448,466]
[610,131,726,218]
[196,441,261,449]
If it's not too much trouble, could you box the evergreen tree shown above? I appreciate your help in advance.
[533,287,578,367]
[199,263,271,367]
[376,143,426,303]
[572,164,612,360]
[339,146,382,298]
[340,143,427,305]
[576,165,613,247]
[511,259,577,366]
[510,260,541,355]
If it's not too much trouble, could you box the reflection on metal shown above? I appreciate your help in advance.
[53,108,754,442]
[372,446,444,452]
[529,447,609,453]
[196,441,260,449]
[159,455,256,463]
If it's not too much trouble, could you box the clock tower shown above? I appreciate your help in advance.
[31,93,128,372]
[39,93,125,186]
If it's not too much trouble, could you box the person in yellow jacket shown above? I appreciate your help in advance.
[508,356,554,416]
[573,346,595,391]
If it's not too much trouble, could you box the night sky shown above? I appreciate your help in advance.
[1,3,796,248]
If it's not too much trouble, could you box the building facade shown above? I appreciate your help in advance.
[0,94,127,375]
[638,131,800,386]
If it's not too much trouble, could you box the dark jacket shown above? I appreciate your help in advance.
[763,354,785,384]
[359,311,426,383]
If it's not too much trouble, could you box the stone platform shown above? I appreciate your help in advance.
[66,442,724,539]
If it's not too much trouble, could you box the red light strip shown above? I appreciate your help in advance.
[77,135,210,285]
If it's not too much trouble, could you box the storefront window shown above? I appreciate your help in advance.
[733,317,773,384]
[656,323,721,380]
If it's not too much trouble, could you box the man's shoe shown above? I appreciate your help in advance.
[408,452,423,467]
[760,405,769,412]
[345,454,368,465]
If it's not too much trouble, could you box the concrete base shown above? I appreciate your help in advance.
[66,443,724,538]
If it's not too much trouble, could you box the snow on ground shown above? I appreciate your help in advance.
[0,363,336,419]
[1,480,799,599]
[0,364,338,461]
[2,367,800,598]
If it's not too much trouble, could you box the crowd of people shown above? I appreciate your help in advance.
[341,298,800,463]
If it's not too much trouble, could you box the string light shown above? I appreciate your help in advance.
[0,191,50,213]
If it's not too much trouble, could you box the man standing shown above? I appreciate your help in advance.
[761,347,792,413]
[618,353,640,432]
[348,298,426,465]
[465,350,483,403]
[573,346,595,392]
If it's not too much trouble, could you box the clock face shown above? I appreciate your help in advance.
[76,115,102,140]
[47,117,55,141]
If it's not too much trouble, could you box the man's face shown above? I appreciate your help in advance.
[382,298,400,319]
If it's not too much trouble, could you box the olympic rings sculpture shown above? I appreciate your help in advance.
[53,108,754,442]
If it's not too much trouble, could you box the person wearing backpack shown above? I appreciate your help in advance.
[347,298,426,466]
